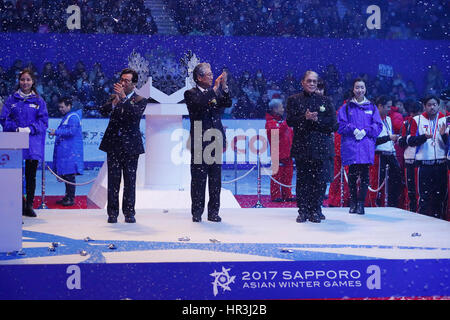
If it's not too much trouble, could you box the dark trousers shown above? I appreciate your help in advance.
[348,164,370,203]
[405,162,417,212]
[418,163,447,220]
[376,153,403,207]
[107,152,139,218]
[295,158,325,216]
[190,163,221,218]
[24,159,38,208]
[61,174,76,200]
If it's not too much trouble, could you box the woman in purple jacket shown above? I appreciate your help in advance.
[0,69,48,217]
[338,78,382,215]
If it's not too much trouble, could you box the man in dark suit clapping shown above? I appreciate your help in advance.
[184,63,231,222]
[99,68,147,224]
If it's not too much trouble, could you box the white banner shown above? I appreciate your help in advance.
[44,118,272,164]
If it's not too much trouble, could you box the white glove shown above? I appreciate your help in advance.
[353,128,361,138]
[18,127,31,133]
[355,129,366,140]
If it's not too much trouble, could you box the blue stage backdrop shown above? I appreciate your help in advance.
[0,33,447,93]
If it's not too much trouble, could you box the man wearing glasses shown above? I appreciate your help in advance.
[286,71,338,223]
[99,68,147,223]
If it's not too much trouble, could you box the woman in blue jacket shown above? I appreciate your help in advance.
[0,69,49,217]
[338,78,382,215]
[49,97,84,206]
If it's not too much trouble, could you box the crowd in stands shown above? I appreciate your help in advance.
[0,0,448,40]
[0,52,447,120]
[0,0,157,34]
[168,0,448,40]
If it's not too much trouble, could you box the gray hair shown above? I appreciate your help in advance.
[269,98,283,110]
[193,63,211,84]
[301,70,319,81]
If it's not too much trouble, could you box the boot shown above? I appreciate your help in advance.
[349,199,357,214]
[356,201,365,215]
[23,205,37,217]
[22,197,36,217]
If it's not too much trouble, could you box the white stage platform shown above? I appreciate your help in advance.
[1,207,449,300]
[3,207,449,264]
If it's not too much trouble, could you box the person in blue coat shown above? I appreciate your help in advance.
[49,97,84,206]
[0,68,48,217]
[338,78,383,215]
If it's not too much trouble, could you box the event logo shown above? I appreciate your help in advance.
[366,5,381,30]
[66,5,81,30]
[210,266,236,296]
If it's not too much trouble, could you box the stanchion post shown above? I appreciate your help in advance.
[233,136,238,195]
[38,159,48,209]
[340,165,344,207]
[384,163,389,207]
[252,134,264,208]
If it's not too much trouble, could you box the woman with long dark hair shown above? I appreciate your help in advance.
[0,68,48,217]
[337,78,382,215]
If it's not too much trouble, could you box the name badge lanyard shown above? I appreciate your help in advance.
[429,118,438,146]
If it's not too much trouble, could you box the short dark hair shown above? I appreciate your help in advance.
[422,94,440,106]
[408,101,423,114]
[120,68,138,84]
[375,95,392,107]
[58,96,72,106]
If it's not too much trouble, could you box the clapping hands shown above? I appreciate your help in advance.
[213,71,228,94]
[305,109,318,122]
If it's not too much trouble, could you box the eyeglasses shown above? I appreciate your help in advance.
[120,78,132,83]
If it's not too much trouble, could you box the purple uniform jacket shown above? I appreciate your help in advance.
[337,99,382,166]
[0,91,48,161]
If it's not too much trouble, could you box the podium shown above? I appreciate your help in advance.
[88,78,240,210]
[0,132,29,252]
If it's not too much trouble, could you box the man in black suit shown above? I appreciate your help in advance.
[286,70,338,223]
[184,63,231,222]
[99,68,147,223]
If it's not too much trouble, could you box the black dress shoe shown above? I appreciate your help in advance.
[207,215,222,222]
[319,212,326,220]
[125,216,136,223]
[296,212,307,223]
[192,216,202,222]
[61,198,75,207]
[271,198,283,202]
[23,206,37,217]
[56,197,68,205]
[284,197,297,202]
[308,214,321,223]
[107,216,118,223]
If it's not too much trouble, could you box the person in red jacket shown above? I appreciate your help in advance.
[388,99,404,134]
[265,98,294,202]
